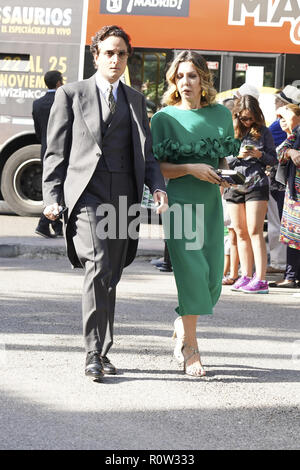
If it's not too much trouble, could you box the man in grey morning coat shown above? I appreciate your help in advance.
[42,25,167,380]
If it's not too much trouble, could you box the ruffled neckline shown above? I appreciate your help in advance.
[153,136,240,162]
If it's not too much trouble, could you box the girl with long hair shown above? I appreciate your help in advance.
[224,95,277,293]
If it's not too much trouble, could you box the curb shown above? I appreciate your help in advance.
[0,243,66,259]
[0,243,163,259]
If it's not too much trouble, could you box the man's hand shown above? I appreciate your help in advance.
[153,191,168,214]
[43,203,60,221]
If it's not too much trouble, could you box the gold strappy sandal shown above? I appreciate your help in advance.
[182,343,206,377]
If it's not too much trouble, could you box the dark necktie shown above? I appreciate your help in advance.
[107,84,116,114]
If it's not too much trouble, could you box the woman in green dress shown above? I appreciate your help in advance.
[151,51,240,377]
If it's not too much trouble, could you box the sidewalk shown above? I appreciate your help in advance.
[0,212,165,259]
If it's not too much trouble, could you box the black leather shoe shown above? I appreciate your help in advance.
[101,356,117,375]
[269,279,297,288]
[85,351,104,379]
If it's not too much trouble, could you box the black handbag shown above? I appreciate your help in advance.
[275,163,288,186]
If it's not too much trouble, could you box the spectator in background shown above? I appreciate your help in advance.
[267,86,300,273]
[269,104,300,288]
[221,189,240,285]
[224,95,277,293]
[222,98,235,112]
[222,85,260,286]
[222,98,240,285]
[33,70,64,238]
[233,83,260,102]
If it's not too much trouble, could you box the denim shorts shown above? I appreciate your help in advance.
[225,186,269,204]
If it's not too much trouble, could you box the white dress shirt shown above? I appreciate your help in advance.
[95,71,119,104]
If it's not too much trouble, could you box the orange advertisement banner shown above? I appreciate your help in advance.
[87,0,300,53]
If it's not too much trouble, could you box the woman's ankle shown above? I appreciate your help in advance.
[183,337,198,349]
[230,272,239,279]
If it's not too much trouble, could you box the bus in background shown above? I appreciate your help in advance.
[0,0,88,216]
[1,0,299,216]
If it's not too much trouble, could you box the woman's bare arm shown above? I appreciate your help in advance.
[159,162,223,185]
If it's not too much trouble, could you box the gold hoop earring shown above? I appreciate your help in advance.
[175,90,179,98]
[201,89,206,97]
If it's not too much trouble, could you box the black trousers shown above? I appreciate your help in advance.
[70,170,136,354]
[285,247,300,281]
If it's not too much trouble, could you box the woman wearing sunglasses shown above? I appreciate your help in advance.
[224,94,277,293]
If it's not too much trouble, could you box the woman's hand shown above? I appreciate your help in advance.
[189,163,223,184]
[238,146,262,159]
[159,162,231,186]
[265,165,271,176]
[237,146,249,159]
[289,149,300,167]
[248,147,262,158]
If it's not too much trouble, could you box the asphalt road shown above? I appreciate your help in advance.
[0,256,299,450]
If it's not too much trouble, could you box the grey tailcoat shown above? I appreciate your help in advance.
[42,74,165,268]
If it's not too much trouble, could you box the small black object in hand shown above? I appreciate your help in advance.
[215,169,246,185]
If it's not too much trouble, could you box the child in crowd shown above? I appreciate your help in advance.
[222,190,240,285]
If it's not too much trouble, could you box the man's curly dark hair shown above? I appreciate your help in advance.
[90,25,132,68]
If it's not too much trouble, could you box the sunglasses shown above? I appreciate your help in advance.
[101,50,129,60]
[239,116,254,123]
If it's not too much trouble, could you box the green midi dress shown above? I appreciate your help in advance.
[151,104,240,316]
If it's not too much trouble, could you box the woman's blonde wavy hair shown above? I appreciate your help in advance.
[162,50,217,107]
